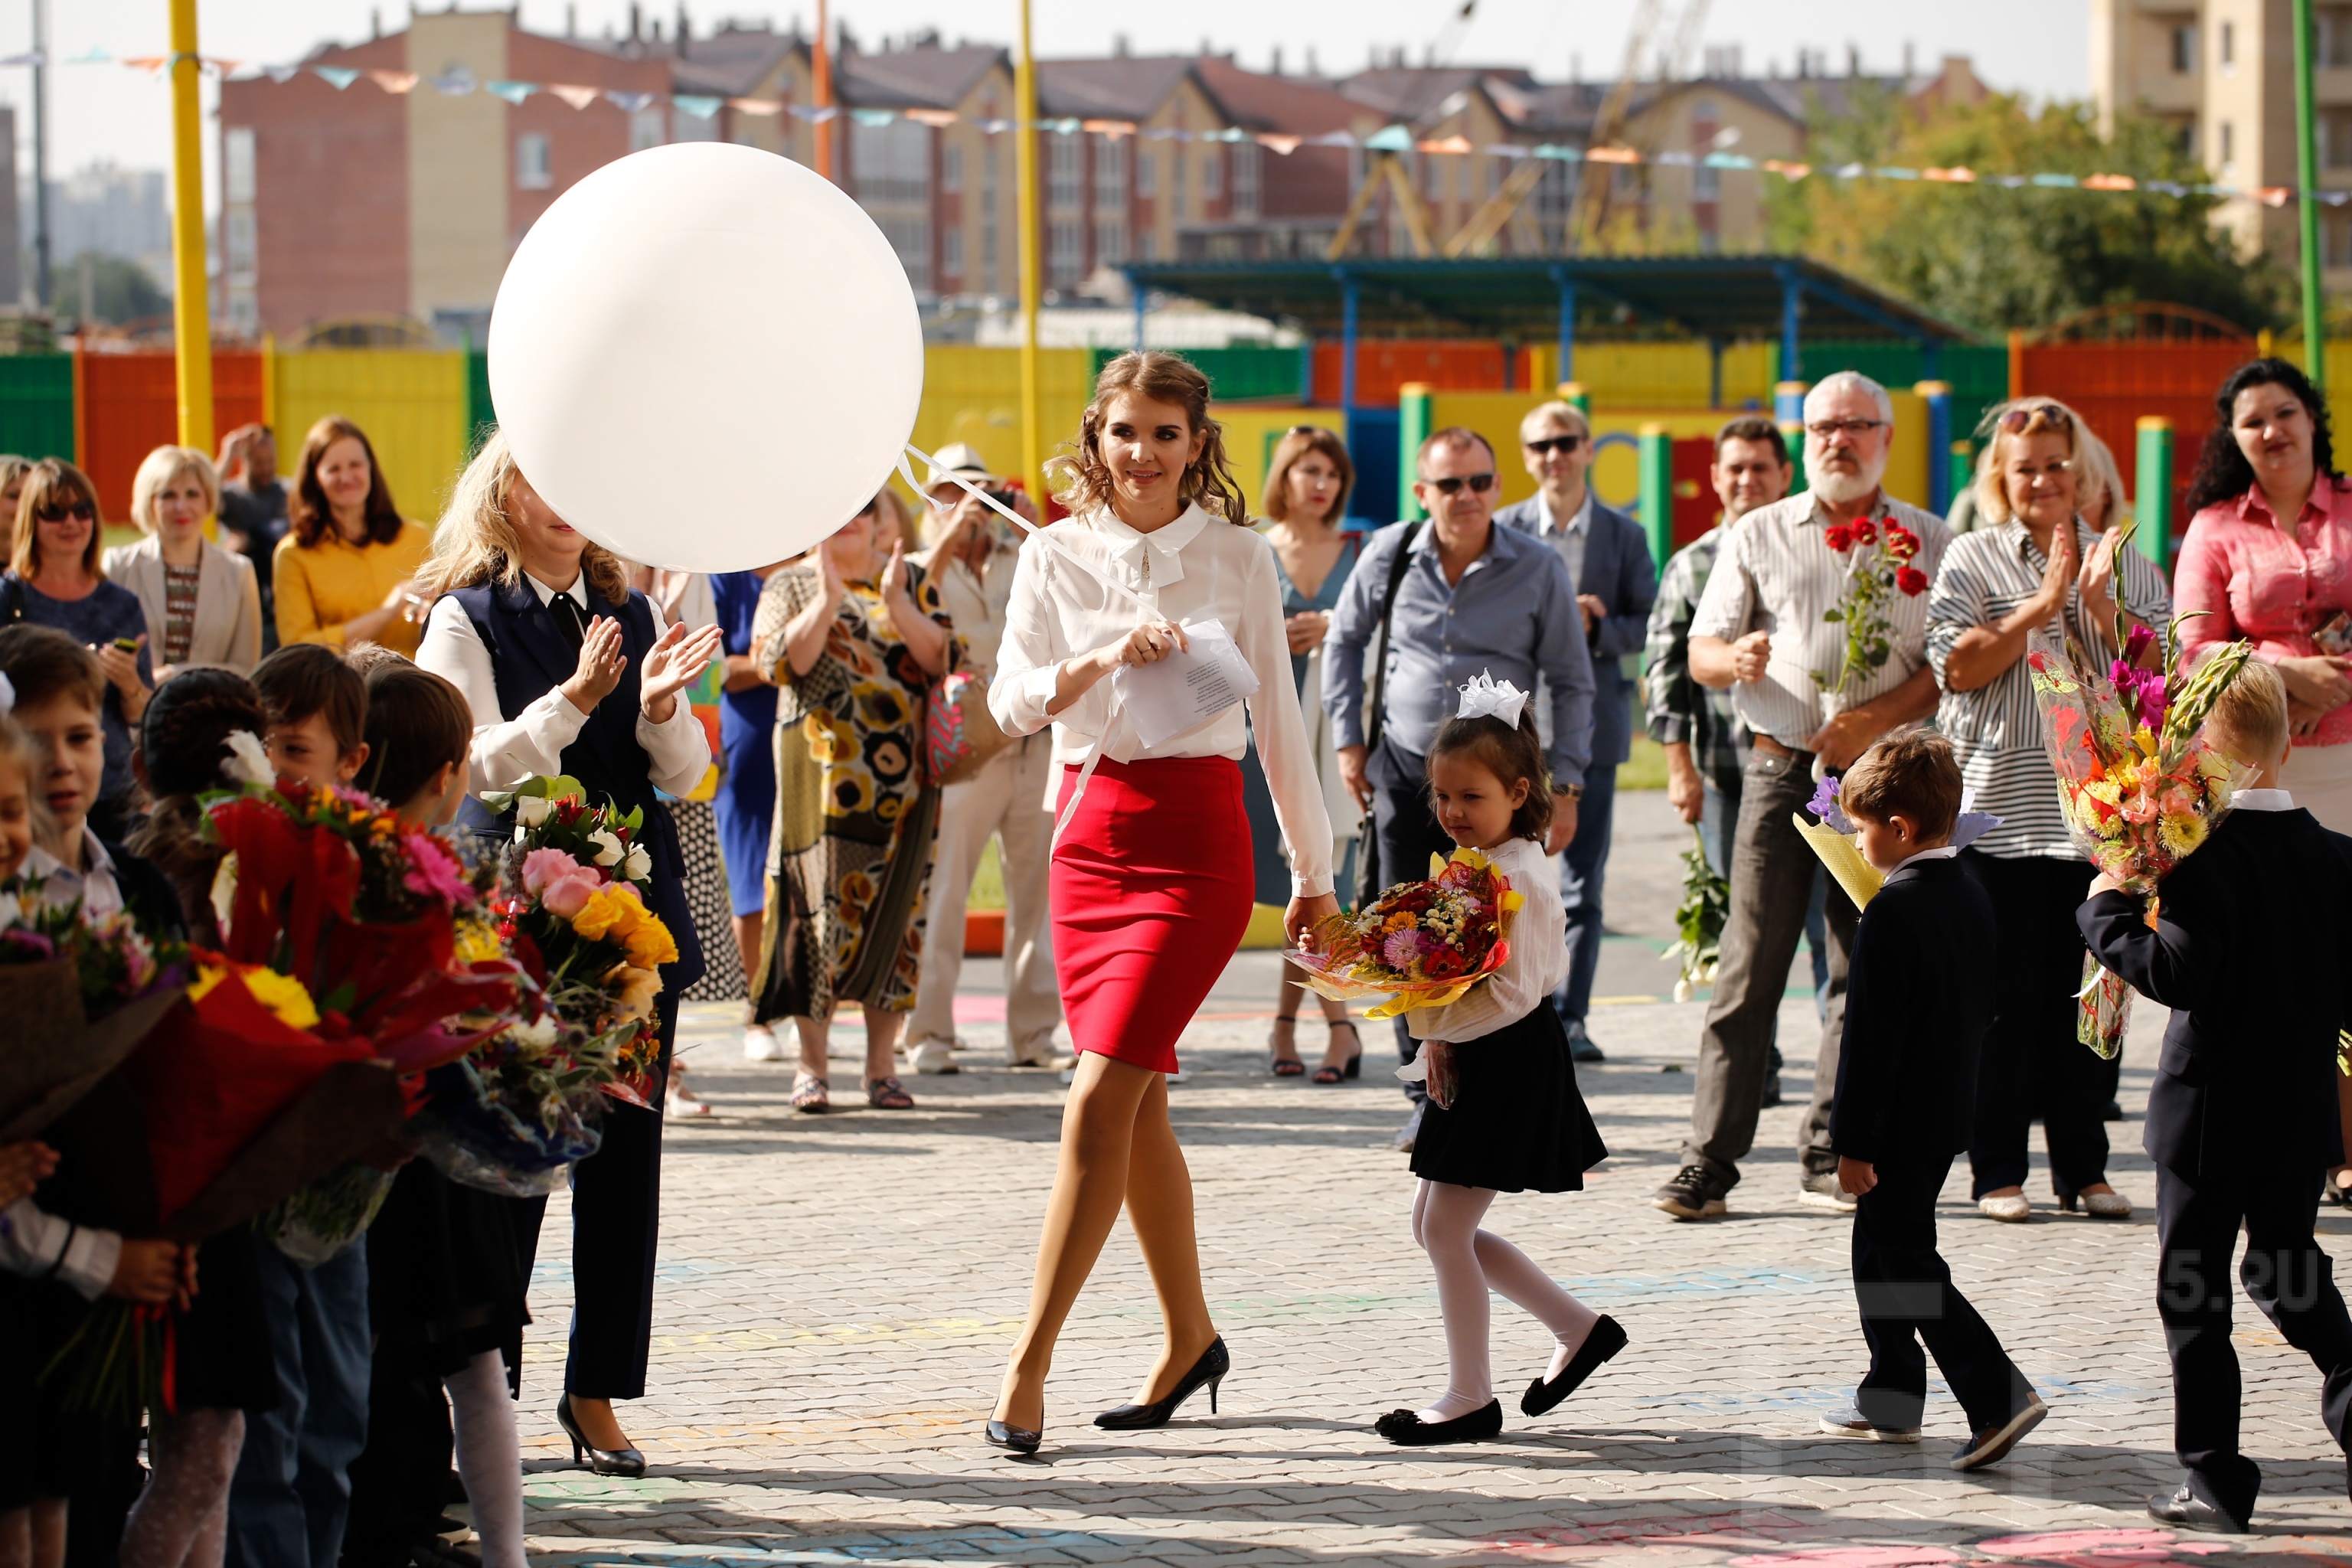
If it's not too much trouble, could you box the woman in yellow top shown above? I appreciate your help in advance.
[272,414,433,655]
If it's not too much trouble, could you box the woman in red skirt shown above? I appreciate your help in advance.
[984,352,1338,1452]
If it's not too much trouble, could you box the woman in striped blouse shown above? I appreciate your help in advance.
[1926,399,2171,1225]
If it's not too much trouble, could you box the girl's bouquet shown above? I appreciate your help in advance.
[414,776,679,1196]
[0,895,187,1141]
[2027,609,2255,1057]
[1285,848,1524,1020]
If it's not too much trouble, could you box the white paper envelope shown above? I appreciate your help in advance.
[1110,619,1260,750]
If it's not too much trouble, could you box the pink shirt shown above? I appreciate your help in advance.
[2175,479,2352,746]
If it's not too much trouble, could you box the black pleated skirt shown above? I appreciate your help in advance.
[1410,1004,1608,1194]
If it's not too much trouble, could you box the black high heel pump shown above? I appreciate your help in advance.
[556,1393,647,1478]
[1093,1337,1230,1429]
[985,1415,1043,1455]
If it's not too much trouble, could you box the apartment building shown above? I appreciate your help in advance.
[2092,0,2352,286]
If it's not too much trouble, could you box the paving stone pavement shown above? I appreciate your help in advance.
[500,978,2352,1568]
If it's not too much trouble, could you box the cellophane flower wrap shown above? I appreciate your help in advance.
[0,888,188,1142]
[1285,848,1523,1020]
[420,775,678,1200]
[2027,613,2256,1059]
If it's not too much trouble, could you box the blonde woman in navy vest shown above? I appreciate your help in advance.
[416,430,723,1475]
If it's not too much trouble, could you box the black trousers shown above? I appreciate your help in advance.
[518,991,678,1401]
[1367,737,1459,1106]
[1851,1155,2033,1432]
[2155,1161,2352,1524]
[1962,851,2112,1198]
[340,1353,454,1568]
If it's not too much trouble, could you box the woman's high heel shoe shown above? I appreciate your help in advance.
[1313,1019,1363,1085]
[556,1393,646,1478]
[985,1416,1043,1455]
[1269,1015,1305,1077]
[1093,1337,1230,1429]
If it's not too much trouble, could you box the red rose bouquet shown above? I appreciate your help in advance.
[1816,514,1929,698]
[1285,848,1524,1020]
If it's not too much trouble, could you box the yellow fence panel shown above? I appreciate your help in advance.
[271,350,469,531]
[1524,341,1776,412]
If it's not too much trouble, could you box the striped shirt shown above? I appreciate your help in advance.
[1687,491,1952,749]
[1925,518,2173,859]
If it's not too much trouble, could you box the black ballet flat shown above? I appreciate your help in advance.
[985,1417,1042,1455]
[1375,1400,1504,1446]
[555,1393,646,1478]
[1093,1336,1229,1429]
[1521,1315,1628,1417]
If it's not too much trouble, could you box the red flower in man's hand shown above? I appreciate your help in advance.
[1883,521,1918,560]
[1824,524,1854,553]
[1851,518,1878,545]
[1896,566,1929,596]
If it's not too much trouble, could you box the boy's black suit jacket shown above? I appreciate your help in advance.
[2079,807,2352,1182]
[1828,854,1996,1166]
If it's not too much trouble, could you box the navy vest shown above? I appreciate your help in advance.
[451,580,705,991]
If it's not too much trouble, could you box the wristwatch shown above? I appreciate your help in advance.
[1553,782,1585,801]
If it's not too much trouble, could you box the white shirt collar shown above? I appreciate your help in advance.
[524,572,590,611]
[1089,502,1213,590]
[24,827,122,916]
[1893,844,1960,872]
[2233,787,2295,812]
[1537,488,1592,538]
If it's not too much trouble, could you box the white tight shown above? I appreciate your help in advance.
[119,1410,243,1568]
[447,1350,525,1568]
[1410,1180,1599,1423]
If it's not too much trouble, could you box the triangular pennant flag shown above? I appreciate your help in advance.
[1416,134,1475,155]
[486,80,537,105]
[369,69,420,93]
[673,93,722,119]
[604,90,655,113]
[266,64,299,83]
[1308,130,1357,148]
[547,83,600,109]
[1082,118,1137,139]
[0,50,43,67]
[729,97,782,114]
[313,64,360,89]
[67,47,109,64]
[906,108,959,129]
[122,55,168,73]
[1254,133,1301,155]
[851,108,895,126]
[1362,124,1413,152]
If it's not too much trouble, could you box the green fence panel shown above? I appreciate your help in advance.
[466,348,496,453]
[1089,345,1305,403]
[0,355,76,464]
[1800,341,2007,435]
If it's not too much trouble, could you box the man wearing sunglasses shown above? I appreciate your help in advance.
[1656,371,1952,1223]
[1325,426,1596,1149]
[1494,400,1658,1066]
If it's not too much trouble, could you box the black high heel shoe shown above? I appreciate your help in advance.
[1313,1020,1363,1085]
[555,1393,646,1478]
[985,1415,1043,1455]
[1093,1337,1230,1429]
[1521,1315,1628,1416]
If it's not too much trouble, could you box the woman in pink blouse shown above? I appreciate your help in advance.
[2177,358,2352,827]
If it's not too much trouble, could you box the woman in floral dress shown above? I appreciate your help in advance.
[751,493,957,1110]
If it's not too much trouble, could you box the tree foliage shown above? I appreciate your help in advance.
[1766,88,2292,337]
[47,251,171,328]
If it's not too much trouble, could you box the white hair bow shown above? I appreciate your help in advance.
[220,729,276,789]
[1455,670,1529,728]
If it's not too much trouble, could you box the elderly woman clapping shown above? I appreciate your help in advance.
[106,446,264,679]
[1926,398,2171,1224]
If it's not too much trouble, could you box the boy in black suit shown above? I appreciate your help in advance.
[2080,660,2352,1534]
[1824,727,2047,1468]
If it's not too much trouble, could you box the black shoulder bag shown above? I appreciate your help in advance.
[1353,521,1426,908]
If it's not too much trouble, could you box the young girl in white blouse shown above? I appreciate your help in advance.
[1380,679,1622,1446]
[984,352,1336,1453]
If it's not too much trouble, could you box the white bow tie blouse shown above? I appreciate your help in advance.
[989,502,1335,900]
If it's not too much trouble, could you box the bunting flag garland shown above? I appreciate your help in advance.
[41,44,2344,209]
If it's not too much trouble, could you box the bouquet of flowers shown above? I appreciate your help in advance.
[2027,610,2255,1057]
[0,895,188,1141]
[1661,829,1728,1004]
[1285,848,1524,1020]
[1796,774,2004,914]
[1815,514,1930,698]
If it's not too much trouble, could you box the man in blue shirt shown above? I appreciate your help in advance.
[1325,426,1598,1148]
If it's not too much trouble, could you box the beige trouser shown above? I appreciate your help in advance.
[908,733,1061,1061]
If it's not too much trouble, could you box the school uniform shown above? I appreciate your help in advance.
[1831,849,2037,1435]
[2079,795,2352,1527]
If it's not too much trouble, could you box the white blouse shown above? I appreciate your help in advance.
[416,576,710,799]
[991,503,1334,899]
[1406,834,1570,1044]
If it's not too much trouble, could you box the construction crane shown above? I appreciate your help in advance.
[1323,2,1476,261]
[1568,0,1711,253]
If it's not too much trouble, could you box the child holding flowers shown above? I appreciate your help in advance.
[1375,678,1615,1448]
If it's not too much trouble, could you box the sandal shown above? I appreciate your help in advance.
[1313,1018,1364,1085]
[1269,1015,1305,1076]
[866,1075,916,1110]
[789,1073,831,1113]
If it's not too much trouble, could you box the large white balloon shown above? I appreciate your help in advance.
[488,142,923,573]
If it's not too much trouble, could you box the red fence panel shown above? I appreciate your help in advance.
[1311,340,1511,407]
[77,351,266,522]
[2017,341,2254,541]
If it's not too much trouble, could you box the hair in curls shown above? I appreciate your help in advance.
[2184,356,2345,517]
[1049,351,1249,523]
[127,668,270,941]
[1426,705,1554,844]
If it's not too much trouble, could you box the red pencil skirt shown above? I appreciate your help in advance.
[1050,755,1255,1075]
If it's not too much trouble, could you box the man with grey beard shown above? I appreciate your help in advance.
[1651,371,1952,1221]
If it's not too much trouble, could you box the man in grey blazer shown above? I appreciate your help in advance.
[1495,400,1658,1063]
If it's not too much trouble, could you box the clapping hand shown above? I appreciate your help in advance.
[640,619,724,724]
[2077,526,2122,626]
[560,615,628,717]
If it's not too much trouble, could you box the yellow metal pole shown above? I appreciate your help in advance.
[1014,0,1041,496]
[168,0,213,453]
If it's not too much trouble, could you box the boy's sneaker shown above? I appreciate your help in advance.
[1952,1397,2047,1471]
[1652,1164,1730,1220]
[1797,1171,1858,1212]
[1818,1406,1921,1442]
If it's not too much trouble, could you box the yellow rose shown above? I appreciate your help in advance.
[570,890,626,942]
[242,966,322,1030]
[623,913,679,967]
[604,962,664,1022]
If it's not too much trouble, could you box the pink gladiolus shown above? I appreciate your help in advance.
[400,833,475,907]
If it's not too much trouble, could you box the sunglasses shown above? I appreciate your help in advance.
[36,501,95,523]
[1998,403,2073,433]
[1524,434,1585,456]
[1423,472,1497,495]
